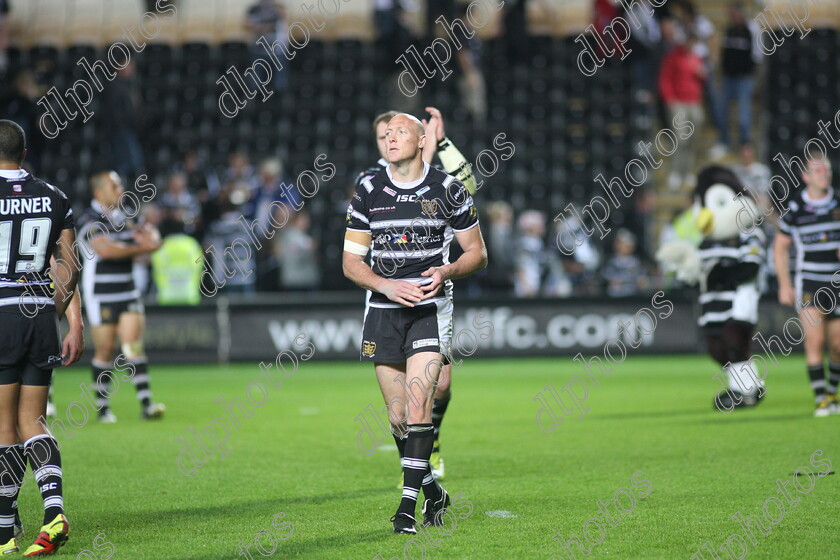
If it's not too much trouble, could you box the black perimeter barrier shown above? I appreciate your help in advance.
[59,291,816,364]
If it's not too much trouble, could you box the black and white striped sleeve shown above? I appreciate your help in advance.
[345,179,372,234]
[445,179,478,232]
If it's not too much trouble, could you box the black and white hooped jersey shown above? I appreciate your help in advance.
[778,188,840,284]
[346,163,478,308]
[697,230,765,327]
[0,169,74,311]
[698,229,766,288]
[77,200,140,303]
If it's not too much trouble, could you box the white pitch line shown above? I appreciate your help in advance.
[485,510,517,518]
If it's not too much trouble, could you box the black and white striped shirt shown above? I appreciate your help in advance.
[779,188,840,284]
[0,169,74,312]
[346,163,478,308]
[697,229,765,326]
[77,200,140,303]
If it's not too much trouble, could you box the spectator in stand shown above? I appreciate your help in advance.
[102,60,145,179]
[0,70,45,171]
[221,151,258,205]
[451,3,486,120]
[247,158,298,290]
[171,149,219,241]
[159,171,201,238]
[205,196,257,295]
[673,1,717,129]
[554,216,600,297]
[275,210,319,291]
[249,158,294,232]
[483,201,516,294]
[374,0,419,111]
[620,0,662,104]
[659,31,705,190]
[603,229,649,297]
[245,0,289,93]
[514,210,547,298]
[710,2,761,161]
[733,143,772,220]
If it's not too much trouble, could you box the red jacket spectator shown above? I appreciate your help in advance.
[658,44,705,105]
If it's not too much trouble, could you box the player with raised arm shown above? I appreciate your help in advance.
[0,119,83,556]
[344,114,487,534]
[356,107,477,485]
[773,156,840,416]
[77,171,164,423]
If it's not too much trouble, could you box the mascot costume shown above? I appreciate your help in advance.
[658,166,767,411]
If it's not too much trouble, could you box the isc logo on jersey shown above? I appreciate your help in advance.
[396,194,418,203]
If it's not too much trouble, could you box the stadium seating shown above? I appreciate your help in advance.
[7,0,837,290]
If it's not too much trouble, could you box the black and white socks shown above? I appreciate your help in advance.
[24,435,63,525]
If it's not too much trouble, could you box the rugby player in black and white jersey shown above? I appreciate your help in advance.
[356,107,477,485]
[77,171,165,423]
[0,119,83,556]
[344,114,487,534]
[774,156,840,416]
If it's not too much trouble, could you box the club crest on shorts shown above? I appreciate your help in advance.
[362,340,376,357]
[420,199,438,216]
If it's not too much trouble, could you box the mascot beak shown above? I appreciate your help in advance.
[696,207,714,236]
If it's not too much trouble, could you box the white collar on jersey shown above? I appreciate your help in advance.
[0,169,29,179]
[377,157,388,168]
[802,187,835,206]
[386,161,430,190]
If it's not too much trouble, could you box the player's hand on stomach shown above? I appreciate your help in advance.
[778,283,796,306]
[419,266,446,299]
[380,280,425,307]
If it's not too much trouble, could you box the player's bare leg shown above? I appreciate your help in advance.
[376,362,409,478]
[118,312,164,420]
[430,363,451,480]
[91,323,118,422]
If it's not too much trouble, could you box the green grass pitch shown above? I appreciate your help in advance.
[30,354,839,559]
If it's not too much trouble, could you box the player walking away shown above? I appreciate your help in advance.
[77,171,165,423]
[774,157,840,417]
[357,107,477,485]
[344,114,487,534]
[0,119,83,556]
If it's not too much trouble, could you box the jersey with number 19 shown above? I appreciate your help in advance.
[0,168,74,376]
[0,169,74,313]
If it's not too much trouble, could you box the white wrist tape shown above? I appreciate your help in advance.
[344,240,370,256]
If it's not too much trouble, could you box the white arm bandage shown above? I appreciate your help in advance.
[344,240,370,256]
[437,137,477,194]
